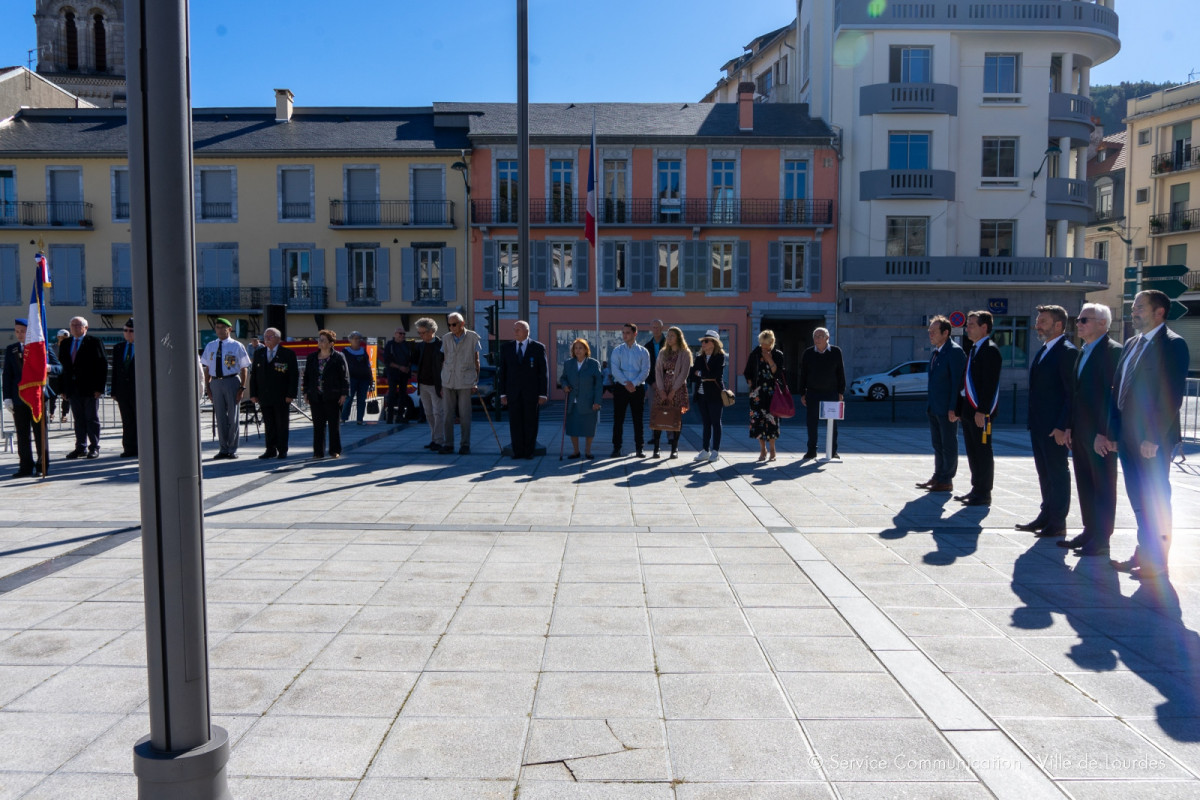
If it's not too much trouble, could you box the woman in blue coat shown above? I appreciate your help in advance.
[561,338,604,459]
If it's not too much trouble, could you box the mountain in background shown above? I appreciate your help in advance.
[1090,81,1181,135]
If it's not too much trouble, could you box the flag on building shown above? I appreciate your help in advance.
[18,252,51,422]
[585,113,597,247]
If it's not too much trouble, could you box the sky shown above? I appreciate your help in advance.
[0,0,1193,107]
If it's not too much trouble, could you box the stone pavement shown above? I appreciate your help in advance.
[1,407,1199,799]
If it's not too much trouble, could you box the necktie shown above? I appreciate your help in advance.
[518,343,525,359]
[215,340,225,378]
[1033,343,1047,366]
[1117,336,1146,411]
[930,348,939,368]
[72,338,80,360]
[125,344,133,364]
[268,348,275,363]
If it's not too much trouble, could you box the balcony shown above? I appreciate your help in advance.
[415,286,444,305]
[1149,208,1200,235]
[1046,177,1091,223]
[834,1,1119,43]
[1151,145,1200,176]
[471,198,835,227]
[198,202,233,221]
[93,287,133,312]
[860,170,956,201]
[1048,93,1095,144]
[1186,271,1200,293]
[0,201,94,229]
[842,256,1108,288]
[329,200,455,228]
[92,285,330,313]
[860,83,958,116]
[346,287,379,306]
[281,202,312,220]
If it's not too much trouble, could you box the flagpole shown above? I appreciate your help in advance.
[592,107,600,347]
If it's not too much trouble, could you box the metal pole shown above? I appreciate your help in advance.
[126,1,230,797]
[517,0,530,323]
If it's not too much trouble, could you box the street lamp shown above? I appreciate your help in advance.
[1099,223,1139,338]
[1032,144,1063,181]
[451,156,472,320]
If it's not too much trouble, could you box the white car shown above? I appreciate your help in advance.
[850,360,929,401]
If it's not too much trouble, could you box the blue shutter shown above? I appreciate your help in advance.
[0,246,18,305]
[630,241,653,292]
[601,241,615,292]
[335,248,349,302]
[482,240,496,291]
[112,243,132,287]
[311,249,325,287]
[682,240,706,292]
[532,241,550,291]
[400,247,415,302]
[767,242,782,293]
[805,240,822,294]
[269,248,283,289]
[376,247,391,302]
[442,247,456,302]
[574,240,588,293]
[736,241,750,293]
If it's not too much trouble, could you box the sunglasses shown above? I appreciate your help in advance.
[1075,317,1092,324]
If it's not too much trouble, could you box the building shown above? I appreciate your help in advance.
[0,92,472,349]
[443,90,839,393]
[33,0,127,108]
[1083,129,1128,329]
[0,65,96,120]
[1123,80,1200,370]
[703,23,799,105]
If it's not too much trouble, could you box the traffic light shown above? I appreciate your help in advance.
[485,303,498,335]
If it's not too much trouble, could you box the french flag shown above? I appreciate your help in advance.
[584,113,597,247]
[18,253,51,422]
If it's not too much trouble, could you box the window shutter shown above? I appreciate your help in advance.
[574,240,588,293]
[601,241,615,292]
[311,249,325,288]
[736,241,750,293]
[335,248,349,302]
[631,241,654,292]
[376,247,391,302]
[112,243,132,287]
[805,240,822,294]
[441,247,456,302]
[532,241,550,291]
[269,248,284,289]
[767,242,782,293]
[78,246,87,304]
[682,240,706,292]
[0,247,18,305]
[482,240,496,291]
[400,247,415,302]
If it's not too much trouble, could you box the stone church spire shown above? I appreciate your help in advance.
[33,0,127,107]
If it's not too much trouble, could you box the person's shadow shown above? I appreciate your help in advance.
[880,492,984,566]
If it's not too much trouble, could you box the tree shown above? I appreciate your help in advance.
[1090,81,1179,136]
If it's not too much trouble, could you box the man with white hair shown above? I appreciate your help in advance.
[59,315,108,459]
[1058,303,1122,556]
[249,327,299,460]
[798,326,845,459]
[440,312,481,454]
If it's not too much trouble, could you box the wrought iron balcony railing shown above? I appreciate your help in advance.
[93,285,330,312]
[1152,145,1200,175]
[329,200,456,227]
[0,201,94,228]
[113,202,130,220]
[281,202,312,220]
[346,287,378,306]
[1149,208,1200,234]
[471,198,834,227]
[199,201,233,220]
[415,286,444,304]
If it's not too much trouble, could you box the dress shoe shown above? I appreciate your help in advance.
[425,442,439,450]
[1015,519,1047,532]
[330,453,342,459]
[10,469,34,479]
[277,452,288,459]
[1034,526,1067,538]
[86,448,100,459]
[611,448,622,458]
[953,492,973,502]
[585,453,595,459]
[1077,546,1110,557]
[926,482,953,492]
[961,495,991,506]
[438,445,455,454]
[120,452,138,458]
[636,449,646,458]
[1111,557,1139,573]
[258,452,277,460]
[65,448,86,459]
[1057,535,1088,549]
[459,445,470,455]
[831,451,839,458]
[915,478,936,489]
[568,452,582,459]
[802,450,817,460]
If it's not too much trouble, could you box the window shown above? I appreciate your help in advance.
[93,13,107,72]
[983,54,1020,96]
[991,316,1029,368]
[1134,187,1149,204]
[498,241,519,288]
[889,46,931,83]
[658,242,680,290]
[63,10,78,70]
[888,133,930,170]
[980,220,1015,257]
[411,166,445,224]
[279,167,312,221]
[417,247,441,300]
[1167,243,1188,266]
[783,160,808,222]
[47,167,83,224]
[550,159,574,222]
[0,245,19,305]
[886,217,928,256]
[49,244,85,305]
[711,160,736,223]
[755,69,773,98]
[1,168,16,224]
[612,241,627,291]
[1094,240,1109,261]
[710,242,734,290]
[657,159,681,221]
[982,137,1018,183]
[285,249,311,299]
[111,168,129,221]
[1137,129,1151,146]
[550,242,574,289]
[1133,246,1148,262]
[198,167,235,221]
[774,54,788,86]
[603,159,627,223]
[349,247,376,302]
[344,167,378,225]
[497,160,518,222]
[1095,178,1113,220]
[781,242,806,291]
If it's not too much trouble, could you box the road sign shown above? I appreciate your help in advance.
[1123,278,1189,299]
[1124,264,1188,280]
[949,311,966,328]
[1169,301,1189,321]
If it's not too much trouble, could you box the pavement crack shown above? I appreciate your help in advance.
[604,717,633,750]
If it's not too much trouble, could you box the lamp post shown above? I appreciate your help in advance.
[451,156,471,319]
[1098,223,1137,338]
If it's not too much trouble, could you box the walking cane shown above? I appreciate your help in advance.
[476,386,503,451]
[558,391,569,460]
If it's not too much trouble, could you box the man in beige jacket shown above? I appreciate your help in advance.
[440,312,482,454]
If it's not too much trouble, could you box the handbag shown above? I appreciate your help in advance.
[649,405,682,432]
[366,398,381,415]
[769,380,795,419]
[720,388,736,407]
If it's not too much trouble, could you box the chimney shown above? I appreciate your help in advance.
[274,88,294,123]
[737,81,755,132]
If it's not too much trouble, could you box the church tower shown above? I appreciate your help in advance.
[33,1,127,107]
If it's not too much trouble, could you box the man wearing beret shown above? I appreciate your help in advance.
[200,318,251,459]
[4,318,62,477]
[110,318,138,458]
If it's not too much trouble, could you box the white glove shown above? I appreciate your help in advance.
[3,399,11,412]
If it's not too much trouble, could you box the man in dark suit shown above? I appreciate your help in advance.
[917,315,966,493]
[3,317,61,477]
[1097,289,1191,580]
[498,319,548,459]
[1015,305,1078,538]
[1058,303,1122,556]
[249,327,299,460]
[109,318,138,458]
[59,315,108,459]
[954,310,1002,506]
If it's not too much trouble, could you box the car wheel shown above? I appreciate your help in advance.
[868,383,888,401]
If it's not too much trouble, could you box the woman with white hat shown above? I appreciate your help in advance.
[691,329,727,462]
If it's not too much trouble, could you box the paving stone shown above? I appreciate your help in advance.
[666,719,821,781]
[402,671,537,718]
[804,719,973,781]
[534,672,662,719]
[781,672,922,719]
[369,717,527,779]
[647,607,752,636]
[654,636,770,673]
[659,673,793,719]
[524,718,670,781]
[232,715,391,778]
[271,668,418,717]
[543,635,655,672]
[1000,718,1191,779]
[425,634,546,672]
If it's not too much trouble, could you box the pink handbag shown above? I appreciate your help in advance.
[769,380,795,419]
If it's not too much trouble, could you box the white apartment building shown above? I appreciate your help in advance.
[722,0,1120,385]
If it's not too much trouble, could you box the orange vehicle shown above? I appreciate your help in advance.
[280,339,419,406]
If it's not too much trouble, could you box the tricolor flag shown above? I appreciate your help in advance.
[18,253,51,422]
[584,113,597,247]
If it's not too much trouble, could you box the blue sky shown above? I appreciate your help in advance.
[0,0,1192,107]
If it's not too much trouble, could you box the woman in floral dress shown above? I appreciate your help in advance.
[743,329,786,461]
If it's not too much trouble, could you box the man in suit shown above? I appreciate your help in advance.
[59,315,108,459]
[917,315,966,493]
[3,317,61,477]
[1015,305,1078,538]
[1058,303,1122,556]
[109,318,138,458]
[498,319,548,459]
[954,310,1002,506]
[798,327,846,459]
[1097,289,1190,580]
[249,327,299,460]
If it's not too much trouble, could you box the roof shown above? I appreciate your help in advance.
[0,106,471,157]
[1089,130,1126,176]
[432,101,833,144]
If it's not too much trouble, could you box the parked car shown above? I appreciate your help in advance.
[849,360,929,401]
